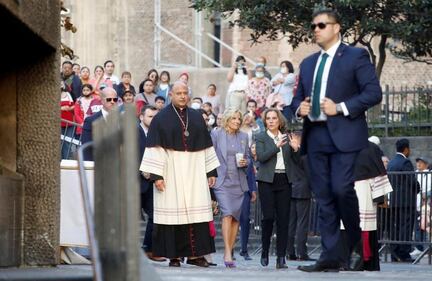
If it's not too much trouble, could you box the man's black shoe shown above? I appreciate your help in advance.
[169,259,181,267]
[298,262,340,272]
[349,239,364,271]
[260,250,269,267]
[287,254,297,260]
[298,255,316,261]
[239,251,252,260]
[186,257,209,267]
[276,256,288,269]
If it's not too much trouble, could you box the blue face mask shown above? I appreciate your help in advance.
[256,63,265,68]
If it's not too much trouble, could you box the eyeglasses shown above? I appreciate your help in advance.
[105,98,119,102]
[310,22,336,31]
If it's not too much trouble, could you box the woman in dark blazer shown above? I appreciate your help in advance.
[255,108,300,269]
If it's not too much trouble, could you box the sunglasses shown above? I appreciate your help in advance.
[105,98,119,102]
[310,22,336,30]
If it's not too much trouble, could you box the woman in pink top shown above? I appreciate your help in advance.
[247,65,272,111]
[89,65,112,97]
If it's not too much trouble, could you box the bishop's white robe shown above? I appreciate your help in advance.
[140,146,220,225]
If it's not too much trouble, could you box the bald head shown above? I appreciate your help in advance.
[170,80,189,108]
[101,87,118,112]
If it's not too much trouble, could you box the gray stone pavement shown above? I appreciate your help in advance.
[1,253,431,280]
[152,253,432,281]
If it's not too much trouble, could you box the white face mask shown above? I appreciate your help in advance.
[208,115,215,126]
[256,72,264,78]
[280,67,288,74]
[191,102,201,110]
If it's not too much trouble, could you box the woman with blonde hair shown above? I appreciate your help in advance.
[255,108,300,269]
[211,108,250,267]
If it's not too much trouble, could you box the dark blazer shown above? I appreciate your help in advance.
[255,131,300,184]
[290,155,312,199]
[387,153,420,208]
[81,111,103,161]
[291,44,382,153]
[138,125,152,193]
[115,83,136,99]
[211,128,250,192]
[62,74,82,101]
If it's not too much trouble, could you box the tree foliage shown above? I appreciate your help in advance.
[191,0,432,78]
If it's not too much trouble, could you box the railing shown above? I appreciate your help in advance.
[368,85,432,137]
[61,119,83,160]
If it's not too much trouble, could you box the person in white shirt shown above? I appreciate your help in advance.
[103,60,120,85]
[270,61,297,121]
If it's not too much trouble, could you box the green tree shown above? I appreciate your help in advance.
[192,0,432,79]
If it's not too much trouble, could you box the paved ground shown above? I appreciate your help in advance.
[1,253,431,280]
[153,253,432,281]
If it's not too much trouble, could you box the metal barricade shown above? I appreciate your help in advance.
[379,171,432,264]
[249,171,431,264]
[61,118,83,160]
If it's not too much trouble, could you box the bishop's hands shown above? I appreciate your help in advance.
[208,176,216,188]
[155,179,165,192]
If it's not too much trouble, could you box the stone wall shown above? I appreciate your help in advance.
[0,0,60,265]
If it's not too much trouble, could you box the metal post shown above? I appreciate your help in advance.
[154,0,161,67]
[385,85,389,137]
[155,23,222,67]
[195,10,202,68]
[205,32,256,65]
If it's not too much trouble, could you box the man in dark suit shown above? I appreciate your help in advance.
[61,61,82,101]
[291,9,382,272]
[81,87,119,161]
[138,105,165,262]
[287,154,314,261]
[387,138,420,262]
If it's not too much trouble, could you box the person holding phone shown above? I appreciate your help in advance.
[255,108,300,269]
[226,56,250,113]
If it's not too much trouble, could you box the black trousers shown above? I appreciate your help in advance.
[390,207,416,260]
[141,188,154,252]
[258,173,291,257]
[287,198,311,257]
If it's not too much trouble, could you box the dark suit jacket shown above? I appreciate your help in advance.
[138,125,152,193]
[115,83,136,99]
[291,44,382,153]
[81,111,103,161]
[255,131,300,184]
[387,153,420,208]
[291,155,312,199]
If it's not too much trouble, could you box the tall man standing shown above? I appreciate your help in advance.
[138,105,165,262]
[140,81,220,267]
[291,9,382,272]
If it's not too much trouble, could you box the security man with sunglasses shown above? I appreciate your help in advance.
[82,87,119,161]
[291,9,382,272]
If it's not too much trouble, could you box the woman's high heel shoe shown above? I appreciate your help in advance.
[224,261,236,268]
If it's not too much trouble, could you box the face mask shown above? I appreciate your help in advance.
[280,67,288,74]
[256,63,265,68]
[256,72,264,78]
[208,115,215,126]
[191,102,201,110]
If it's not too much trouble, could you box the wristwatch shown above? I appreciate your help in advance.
[336,103,343,115]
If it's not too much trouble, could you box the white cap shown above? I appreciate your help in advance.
[368,136,380,145]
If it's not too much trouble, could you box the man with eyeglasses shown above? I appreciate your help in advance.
[291,9,382,272]
[81,87,119,161]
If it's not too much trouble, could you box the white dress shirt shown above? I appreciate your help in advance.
[266,130,285,170]
[308,40,349,122]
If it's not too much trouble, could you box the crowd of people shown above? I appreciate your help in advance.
[60,8,431,273]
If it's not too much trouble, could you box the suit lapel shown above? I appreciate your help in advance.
[325,44,346,98]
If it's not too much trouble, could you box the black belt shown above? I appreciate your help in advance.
[310,121,327,127]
